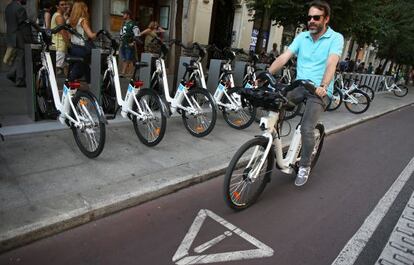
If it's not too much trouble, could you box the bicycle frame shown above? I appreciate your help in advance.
[213,59,244,112]
[248,111,302,180]
[103,55,156,120]
[152,56,202,116]
[39,49,97,129]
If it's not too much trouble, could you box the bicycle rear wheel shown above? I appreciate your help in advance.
[132,88,167,146]
[71,90,106,158]
[393,85,408,97]
[181,88,217,137]
[222,87,256,129]
[223,137,274,211]
[344,90,370,114]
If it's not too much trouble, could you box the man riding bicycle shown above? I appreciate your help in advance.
[261,0,344,186]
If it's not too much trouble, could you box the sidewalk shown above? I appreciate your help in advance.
[0,85,414,253]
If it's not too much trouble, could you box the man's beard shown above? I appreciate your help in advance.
[308,23,324,34]
[20,0,27,5]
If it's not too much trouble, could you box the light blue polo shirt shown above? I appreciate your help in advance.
[288,27,344,98]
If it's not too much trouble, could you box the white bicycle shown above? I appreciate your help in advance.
[223,77,325,210]
[378,75,408,97]
[29,21,106,158]
[99,31,166,146]
[210,46,256,129]
[150,37,217,137]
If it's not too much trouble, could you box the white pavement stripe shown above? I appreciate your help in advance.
[331,156,414,265]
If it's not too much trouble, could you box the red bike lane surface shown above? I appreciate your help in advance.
[1,105,414,265]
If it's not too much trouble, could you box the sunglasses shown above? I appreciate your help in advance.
[307,15,324,21]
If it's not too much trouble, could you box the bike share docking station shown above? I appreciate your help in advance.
[25,43,57,121]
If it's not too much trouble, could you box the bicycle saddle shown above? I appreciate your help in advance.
[65,57,84,64]
[182,62,198,71]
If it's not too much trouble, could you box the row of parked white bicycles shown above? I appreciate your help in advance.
[30,21,409,162]
[30,21,263,158]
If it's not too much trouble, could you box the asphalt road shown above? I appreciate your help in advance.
[1,105,414,265]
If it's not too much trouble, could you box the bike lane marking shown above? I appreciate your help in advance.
[331,156,414,265]
[172,209,274,265]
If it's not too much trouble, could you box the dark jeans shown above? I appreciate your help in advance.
[287,86,329,167]
[68,44,91,83]
[8,48,25,82]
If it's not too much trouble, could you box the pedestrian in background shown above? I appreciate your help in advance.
[270,43,279,58]
[5,0,32,87]
[141,21,165,53]
[37,0,52,29]
[367,62,373,74]
[119,9,140,77]
[68,1,97,85]
[51,0,69,76]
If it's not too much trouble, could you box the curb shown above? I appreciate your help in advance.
[1,102,413,253]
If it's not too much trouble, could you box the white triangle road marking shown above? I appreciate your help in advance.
[172,209,274,264]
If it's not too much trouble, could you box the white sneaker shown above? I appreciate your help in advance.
[295,166,311,186]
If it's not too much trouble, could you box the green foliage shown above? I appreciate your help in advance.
[245,0,414,65]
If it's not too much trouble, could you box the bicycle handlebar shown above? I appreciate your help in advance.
[258,72,317,96]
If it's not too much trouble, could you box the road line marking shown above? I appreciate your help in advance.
[172,209,274,264]
[331,156,414,265]
[194,231,233,254]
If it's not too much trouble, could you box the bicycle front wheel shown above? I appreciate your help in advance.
[132,89,167,146]
[393,85,408,97]
[359,85,375,100]
[344,90,370,114]
[223,137,274,211]
[181,88,217,137]
[326,87,343,111]
[222,88,256,129]
[71,91,106,158]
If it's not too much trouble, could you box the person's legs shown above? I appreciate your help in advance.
[295,92,328,186]
[7,48,25,85]
[124,46,135,76]
[56,51,66,75]
[299,96,325,167]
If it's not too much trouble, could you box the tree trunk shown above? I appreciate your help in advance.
[256,7,270,54]
[173,0,184,93]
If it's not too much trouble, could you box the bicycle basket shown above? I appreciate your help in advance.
[240,86,283,111]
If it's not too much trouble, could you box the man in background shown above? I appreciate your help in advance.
[5,0,32,87]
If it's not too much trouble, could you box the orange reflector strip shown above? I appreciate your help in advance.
[234,119,242,125]
[79,99,88,106]
[233,191,241,201]
[195,125,204,133]
[154,127,161,136]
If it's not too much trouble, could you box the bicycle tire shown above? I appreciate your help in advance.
[393,85,408,97]
[181,88,217,137]
[223,137,274,211]
[132,88,167,146]
[344,90,370,114]
[295,123,325,171]
[326,86,343,111]
[71,90,106,158]
[221,87,256,129]
[359,85,375,100]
